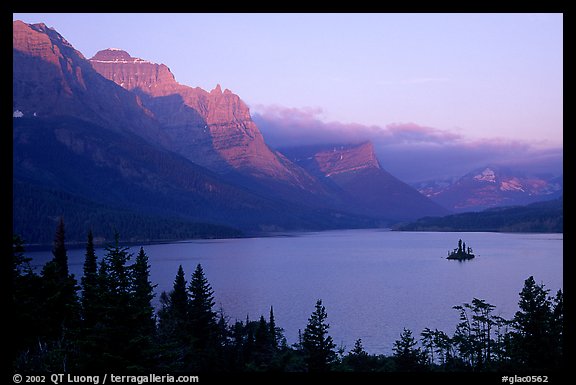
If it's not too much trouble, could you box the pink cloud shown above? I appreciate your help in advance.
[385,122,462,144]
[252,105,563,182]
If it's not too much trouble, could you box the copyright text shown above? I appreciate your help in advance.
[12,374,199,385]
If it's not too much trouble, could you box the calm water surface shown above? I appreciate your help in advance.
[28,229,563,354]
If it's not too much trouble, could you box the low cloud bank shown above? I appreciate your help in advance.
[252,105,563,183]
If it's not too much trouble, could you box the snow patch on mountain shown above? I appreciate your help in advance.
[473,168,496,182]
[500,178,525,192]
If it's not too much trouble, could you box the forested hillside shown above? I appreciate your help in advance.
[394,198,563,233]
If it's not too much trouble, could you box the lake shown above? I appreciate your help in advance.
[26,229,563,355]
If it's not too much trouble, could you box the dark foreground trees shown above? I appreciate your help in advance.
[510,276,563,369]
[12,218,80,371]
[11,223,564,373]
[302,299,337,372]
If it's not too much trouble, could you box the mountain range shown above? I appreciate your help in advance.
[412,165,563,212]
[12,21,562,244]
[12,20,450,244]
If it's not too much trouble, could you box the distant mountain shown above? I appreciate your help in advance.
[281,142,450,221]
[394,197,563,233]
[413,165,563,212]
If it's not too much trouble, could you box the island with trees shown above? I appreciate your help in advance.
[447,239,475,260]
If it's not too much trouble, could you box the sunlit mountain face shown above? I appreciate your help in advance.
[13,21,452,243]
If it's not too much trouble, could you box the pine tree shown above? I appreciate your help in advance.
[12,235,32,279]
[156,265,190,371]
[244,317,255,365]
[431,329,454,370]
[253,315,272,369]
[127,247,157,370]
[511,276,556,369]
[171,265,189,322]
[230,320,246,370]
[351,338,367,356]
[40,218,80,339]
[550,289,563,368]
[421,327,435,366]
[155,265,189,336]
[93,232,134,370]
[12,236,44,368]
[131,247,156,336]
[81,230,98,329]
[302,299,336,372]
[34,219,80,371]
[393,328,427,371]
[187,263,221,370]
[101,232,132,299]
[344,338,373,372]
[188,263,217,350]
[269,306,278,350]
[52,217,69,279]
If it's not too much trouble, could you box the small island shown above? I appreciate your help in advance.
[447,239,475,260]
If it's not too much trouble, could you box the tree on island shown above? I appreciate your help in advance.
[448,239,475,260]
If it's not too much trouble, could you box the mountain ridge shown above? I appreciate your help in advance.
[13,21,383,242]
[281,142,450,220]
[393,197,563,233]
[89,48,319,191]
[13,20,464,243]
[413,165,563,212]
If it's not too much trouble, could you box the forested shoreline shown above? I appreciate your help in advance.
[11,219,563,374]
[394,197,563,233]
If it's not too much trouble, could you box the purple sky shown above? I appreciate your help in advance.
[13,13,563,181]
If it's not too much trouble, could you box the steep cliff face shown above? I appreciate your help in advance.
[13,20,452,238]
[14,21,373,241]
[12,22,166,146]
[89,49,316,189]
[313,142,382,176]
[13,20,92,116]
[89,48,179,92]
[283,142,450,221]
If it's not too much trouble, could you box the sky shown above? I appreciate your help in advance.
[12,13,563,181]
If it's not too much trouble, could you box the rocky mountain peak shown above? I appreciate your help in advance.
[14,20,66,65]
[473,167,497,183]
[315,141,381,177]
[211,84,223,95]
[13,20,92,111]
[88,47,316,187]
[13,21,166,146]
[416,165,563,212]
[91,48,136,62]
[89,49,176,91]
